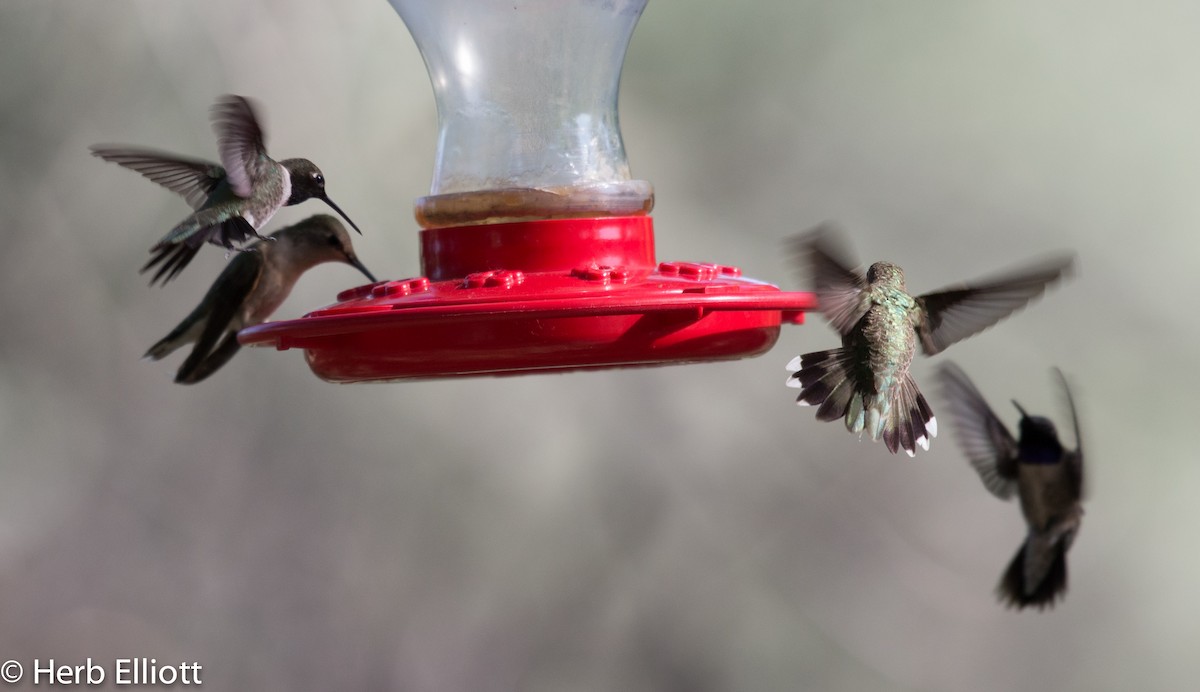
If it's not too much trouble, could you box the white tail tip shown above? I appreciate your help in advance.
[785,355,802,371]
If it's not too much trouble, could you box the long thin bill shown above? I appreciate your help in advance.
[348,256,377,283]
[322,194,362,234]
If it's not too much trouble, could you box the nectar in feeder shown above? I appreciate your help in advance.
[399,0,655,229]
[239,0,816,381]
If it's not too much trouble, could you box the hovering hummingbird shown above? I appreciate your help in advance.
[144,215,376,384]
[785,225,1073,455]
[92,94,362,285]
[937,362,1084,610]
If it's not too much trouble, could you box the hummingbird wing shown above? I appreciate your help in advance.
[937,362,1019,500]
[90,146,224,210]
[915,255,1074,355]
[1054,368,1085,499]
[791,224,869,335]
[142,217,258,286]
[211,95,270,199]
[174,250,264,384]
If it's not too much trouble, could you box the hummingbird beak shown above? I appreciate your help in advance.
[347,255,377,284]
[321,194,362,235]
[1011,400,1030,418]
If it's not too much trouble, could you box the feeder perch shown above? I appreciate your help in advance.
[239,0,815,381]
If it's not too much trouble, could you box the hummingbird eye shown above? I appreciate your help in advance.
[311,172,324,187]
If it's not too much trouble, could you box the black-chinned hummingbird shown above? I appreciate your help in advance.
[92,94,361,285]
[144,215,376,384]
[937,362,1084,610]
[786,224,1073,455]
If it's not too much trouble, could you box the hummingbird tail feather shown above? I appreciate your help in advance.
[996,535,1069,611]
[158,217,204,248]
[144,218,257,286]
[881,374,936,456]
[157,211,255,250]
[145,341,172,361]
[786,349,861,426]
[145,306,207,361]
[145,333,183,361]
[175,332,242,385]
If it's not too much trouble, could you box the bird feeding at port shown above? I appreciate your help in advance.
[145,215,375,384]
[92,95,362,285]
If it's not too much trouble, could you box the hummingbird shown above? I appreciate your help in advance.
[91,94,362,285]
[937,362,1084,610]
[785,224,1073,455]
[144,215,376,384]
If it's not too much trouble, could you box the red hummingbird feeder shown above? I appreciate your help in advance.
[239,0,815,381]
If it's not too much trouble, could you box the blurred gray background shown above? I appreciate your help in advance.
[1,1,1195,690]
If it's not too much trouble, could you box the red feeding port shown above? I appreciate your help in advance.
[237,0,815,381]
[239,215,815,381]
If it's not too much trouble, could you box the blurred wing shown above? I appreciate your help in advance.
[937,362,1019,500]
[916,255,1074,355]
[175,251,263,382]
[90,146,224,209]
[791,224,868,335]
[1055,368,1085,499]
[211,95,269,198]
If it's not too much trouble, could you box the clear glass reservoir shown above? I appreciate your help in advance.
[387,0,654,228]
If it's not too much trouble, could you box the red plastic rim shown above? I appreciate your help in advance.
[239,216,815,382]
[421,215,656,280]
